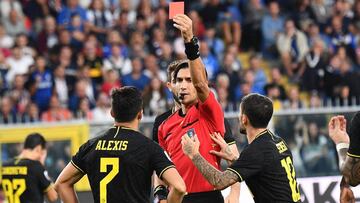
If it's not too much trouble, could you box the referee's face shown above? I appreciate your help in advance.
[176,68,197,106]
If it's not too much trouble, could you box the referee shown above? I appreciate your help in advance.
[156,14,239,203]
[182,93,301,203]
[152,60,240,202]
[1,133,58,202]
[55,87,186,203]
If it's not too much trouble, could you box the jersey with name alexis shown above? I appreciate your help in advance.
[71,126,175,203]
[227,130,301,203]
[2,158,52,203]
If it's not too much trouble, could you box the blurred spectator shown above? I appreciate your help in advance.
[143,54,166,82]
[248,54,267,91]
[76,66,96,104]
[15,34,36,57]
[158,42,174,71]
[0,51,10,90]
[264,67,287,101]
[29,55,53,112]
[92,92,111,122]
[22,102,40,123]
[261,1,284,58]
[24,0,52,22]
[113,0,137,25]
[143,77,169,116]
[328,15,356,59]
[75,98,93,120]
[0,95,17,124]
[0,23,14,49]
[113,11,132,41]
[300,122,336,175]
[235,70,263,101]
[5,46,34,83]
[277,19,309,79]
[87,0,113,43]
[188,10,206,39]
[122,57,150,91]
[200,41,219,81]
[101,69,121,96]
[309,91,323,108]
[217,54,239,103]
[8,74,30,115]
[57,0,87,27]
[203,26,225,61]
[2,9,26,37]
[310,0,332,29]
[83,41,103,85]
[242,0,265,51]
[291,0,316,31]
[148,28,167,57]
[68,79,95,113]
[0,0,24,19]
[128,31,148,59]
[264,83,283,110]
[307,23,331,51]
[37,16,58,54]
[53,65,70,107]
[301,39,327,92]
[41,95,72,122]
[103,44,132,76]
[283,86,305,109]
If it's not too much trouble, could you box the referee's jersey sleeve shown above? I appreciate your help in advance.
[149,142,175,179]
[199,92,225,134]
[71,140,92,174]
[227,147,264,182]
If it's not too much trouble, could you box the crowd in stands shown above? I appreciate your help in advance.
[1,0,360,124]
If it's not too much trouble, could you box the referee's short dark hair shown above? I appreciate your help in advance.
[167,59,189,82]
[24,133,46,150]
[241,93,273,128]
[111,86,143,122]
[173,61,208,82]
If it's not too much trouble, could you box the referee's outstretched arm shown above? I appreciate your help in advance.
[173,14,210,103]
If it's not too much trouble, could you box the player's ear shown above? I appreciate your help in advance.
[110,109,115,118]
[137,110,143,120]
[166,81,172,92]
[242,114,248,126]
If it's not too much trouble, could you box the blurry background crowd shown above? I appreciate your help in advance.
[0,0,360,177]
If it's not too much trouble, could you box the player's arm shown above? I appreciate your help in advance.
[54,163,84,203]
[173,14,209,102]
[161,168,187,203]
[182,135,239,190]
[45,187,58,202]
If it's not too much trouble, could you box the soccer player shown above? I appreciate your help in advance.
[182,93,301,203]
[1,133,58,202]
[152,60,240,202]
[54,86,186,203]
[156,14,239,203]
[328,113,360,203]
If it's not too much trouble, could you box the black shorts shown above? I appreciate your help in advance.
[182,190,224,203]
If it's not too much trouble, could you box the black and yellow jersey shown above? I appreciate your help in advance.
[227,129,301,203]
[71,126,175,203]
[1,158,53,203]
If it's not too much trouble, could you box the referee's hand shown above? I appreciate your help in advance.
[181,134,200,159]
[173,14,194,43]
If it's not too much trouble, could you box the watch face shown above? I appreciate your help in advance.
[192,37,199,45]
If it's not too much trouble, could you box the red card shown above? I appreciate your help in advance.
[169,2,184,19]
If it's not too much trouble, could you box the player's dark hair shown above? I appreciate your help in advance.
[111,86,143,122]
[24,133,46,150]
[167,59,188,82]
[240,93,273,128]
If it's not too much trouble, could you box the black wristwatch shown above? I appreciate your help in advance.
[185,36,200,60]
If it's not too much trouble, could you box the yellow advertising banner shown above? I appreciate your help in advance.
[0,122,91,191]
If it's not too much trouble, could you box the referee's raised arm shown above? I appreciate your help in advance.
[173,14,210,103]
